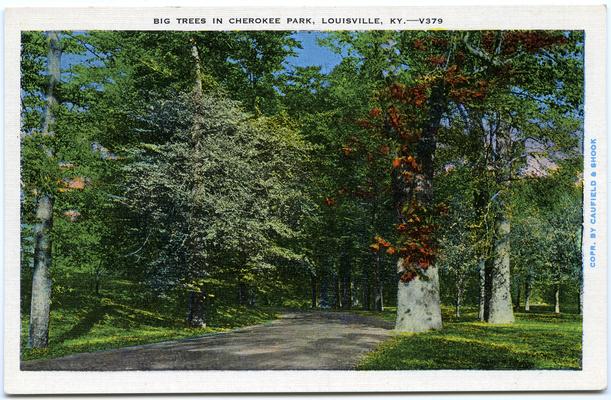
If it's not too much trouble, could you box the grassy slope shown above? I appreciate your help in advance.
[357,305,582,370]
[21,279,277,361]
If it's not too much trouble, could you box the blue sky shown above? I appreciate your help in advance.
[285,31,344,74]
[62,31,344,76]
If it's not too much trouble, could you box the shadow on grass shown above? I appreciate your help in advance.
[359,334,536,370]
[55,303,113,343]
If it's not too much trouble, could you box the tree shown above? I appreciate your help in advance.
[122,91,311,325]
[27,31,62,348]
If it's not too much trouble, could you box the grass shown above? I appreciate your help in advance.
[21,279,278,362]
[357,305,582,370]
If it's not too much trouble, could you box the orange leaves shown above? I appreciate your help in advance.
[392,158,402,169]
[356,119,372,129]
[388,105,401,129]
[370,235,394,254]
[501,31,567,55]
[412,39,426,51]
[58,176,87,192]
[427,54,447,66]
[405,155,419,170]
[389,83,407,101]
[341,146,354,156]
[391,155,420,177]
[400,271,416,283]
[369,107,382,117]
[444,65,469,86]
[63,209,81,222]
[323,197,336,207]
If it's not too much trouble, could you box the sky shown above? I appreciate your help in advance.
[61,31,345,77]
[285,31,344,74]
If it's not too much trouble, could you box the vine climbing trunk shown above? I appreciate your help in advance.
[29,31,61,349]
[394,83,444,333]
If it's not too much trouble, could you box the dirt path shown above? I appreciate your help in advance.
[21,311,393,371]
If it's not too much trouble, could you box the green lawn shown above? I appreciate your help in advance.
[21,279,277,362]
[357,305,582,370]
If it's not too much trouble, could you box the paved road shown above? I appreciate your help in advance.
[21,311,392,371]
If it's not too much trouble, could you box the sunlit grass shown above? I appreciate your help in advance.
[357,305,582,370]
[21,279,277,362]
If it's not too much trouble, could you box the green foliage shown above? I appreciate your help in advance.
[20,30,584,361]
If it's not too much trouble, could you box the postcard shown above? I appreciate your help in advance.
[3,5,607,394]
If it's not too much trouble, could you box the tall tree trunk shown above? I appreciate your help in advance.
[310,274,317,308]
[362,262,371,310]
[29,31,61,349]
[190,38,204,97]
[29,196,54,348]
[554,284,561,314]
[578,279,583,315]
[394,84,444,333]
[486,127,514,324]
[334,272,341,309]
[187,287,206,328]
[487,212,514,323]
[478,259,486,321]
[319,267,330,308]
[514,276,521,311]
[455,276,464,318]
[340,251,352,310]
[373,253,384,312]
[524,275,532,312]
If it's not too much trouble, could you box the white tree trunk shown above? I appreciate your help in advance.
[29,31,61,349]
[555,284,561,314]
[478,259,486,321]
[487,216,515,323]
[525,275,532,312]
[395,260,442,332]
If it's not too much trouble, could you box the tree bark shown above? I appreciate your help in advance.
[554,284,561,314]
[362,261,371,310]
[319,267,330,308]
[340,251,352,310]
[29,196,54,348]
[334,272,341,309]
[578,279,583,315]
[187,287,206,328]
[478,259,486,321]
[394,83,444,333]
[190,38,204,97]
[486,127,514,324]
[29,31,61,349]
[310,274,317,308]
[487,214,515,323]
[524,275,532,312]
[514,276,521,311]
[455,275,464,318]
[373,253,384,312]
[396,262,443,332]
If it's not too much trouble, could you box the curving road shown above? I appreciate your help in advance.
[21,311,392,371]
